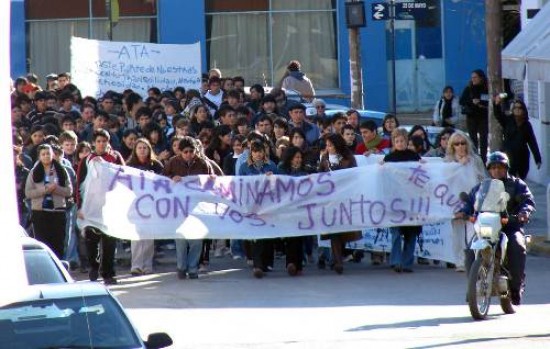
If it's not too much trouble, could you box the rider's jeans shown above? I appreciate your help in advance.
[505,230,527,293]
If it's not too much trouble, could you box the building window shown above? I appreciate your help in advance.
[25,0,157,81]
[206,0,338,90]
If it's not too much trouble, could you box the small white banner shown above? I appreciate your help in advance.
[318,221,469,264]
[71,37,201,98]
[78,158,479,242]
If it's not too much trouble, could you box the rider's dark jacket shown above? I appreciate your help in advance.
[459,174,536,234]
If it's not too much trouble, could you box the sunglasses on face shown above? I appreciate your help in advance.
[453,141,467,146]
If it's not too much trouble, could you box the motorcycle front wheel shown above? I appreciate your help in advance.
[467,258,492,320]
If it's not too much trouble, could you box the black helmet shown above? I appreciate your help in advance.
[486,151,509,169]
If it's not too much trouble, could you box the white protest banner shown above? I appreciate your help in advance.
[78,159,478,241]
[318,221,469,264]
[71,37,201,98]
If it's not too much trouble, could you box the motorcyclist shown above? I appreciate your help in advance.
[456,151,535,305]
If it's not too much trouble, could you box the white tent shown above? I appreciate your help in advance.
[502,3,550,81]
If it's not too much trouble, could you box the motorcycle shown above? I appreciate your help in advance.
[460,178,518,320]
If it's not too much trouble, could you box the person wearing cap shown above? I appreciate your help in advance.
[46,73,58,91]
[457,151,535,306]
[281,60,316,102]
[287,103,320,146]
[26,73,39,85]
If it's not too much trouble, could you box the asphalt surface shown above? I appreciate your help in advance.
[97,251,550,349]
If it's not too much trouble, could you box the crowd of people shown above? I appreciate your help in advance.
[10,64,537,303]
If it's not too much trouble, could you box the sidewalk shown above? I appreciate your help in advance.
[526,180,550,257]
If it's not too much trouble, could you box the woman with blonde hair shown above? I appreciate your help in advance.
[444,130,486,272]
[126,138,164,275]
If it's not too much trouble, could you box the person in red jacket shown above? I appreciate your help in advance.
[76,129,125,285]
[355,120,391,156]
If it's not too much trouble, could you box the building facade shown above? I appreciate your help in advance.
[11,0,487,113]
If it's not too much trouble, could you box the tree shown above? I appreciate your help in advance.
[486,0,504,150]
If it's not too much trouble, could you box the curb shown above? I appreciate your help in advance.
[528,236,550,257]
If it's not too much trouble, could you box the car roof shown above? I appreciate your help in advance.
[21,236,49,249]
[21,236,75,284]
[3,283,110,305]
[324,109,387,120]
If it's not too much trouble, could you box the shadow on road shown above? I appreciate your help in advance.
[406,333,550,349]
[346,316,474,332]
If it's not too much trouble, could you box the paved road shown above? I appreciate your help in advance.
[104,253,550,349]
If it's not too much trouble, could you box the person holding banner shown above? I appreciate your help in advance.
[127,138,164,276]
[164,136,211,280]
[277,146,309,276]
[382,128,422,273]
[76,129,125,285]
[444,130,486,272]
[238,139,279,279]
[318,133,361,274]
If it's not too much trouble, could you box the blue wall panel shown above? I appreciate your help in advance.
[10,0,26,78]
[158,0,206,73]
[443,1,487,96]
[361,0,390,112]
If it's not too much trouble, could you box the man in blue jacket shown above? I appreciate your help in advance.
[457,151,535,305]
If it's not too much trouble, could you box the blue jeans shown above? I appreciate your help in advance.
[64,205,79,263]
[390,227,417,269]
[230,239,245,258]
[175,239,202,273]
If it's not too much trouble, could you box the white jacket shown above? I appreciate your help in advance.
[432,96,460,126]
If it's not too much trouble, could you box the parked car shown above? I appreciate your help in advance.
[400,125,444,146]
[21,236,74,285]
[324,108,386,127]
[0,282,173,349]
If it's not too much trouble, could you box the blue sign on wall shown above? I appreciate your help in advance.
[371,3,389,21]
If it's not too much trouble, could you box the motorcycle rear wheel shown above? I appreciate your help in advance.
[467,258,491,320]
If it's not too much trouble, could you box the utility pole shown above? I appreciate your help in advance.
[347,0,365,109]
[486,0,503,151]
[349,25,364,109]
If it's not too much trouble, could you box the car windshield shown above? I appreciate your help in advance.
[0,295,142,348]
[24,249,66,284]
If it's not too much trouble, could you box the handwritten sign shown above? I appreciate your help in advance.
[78,159,479,241]
[318,221,461,263]
[71,37,201,98]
